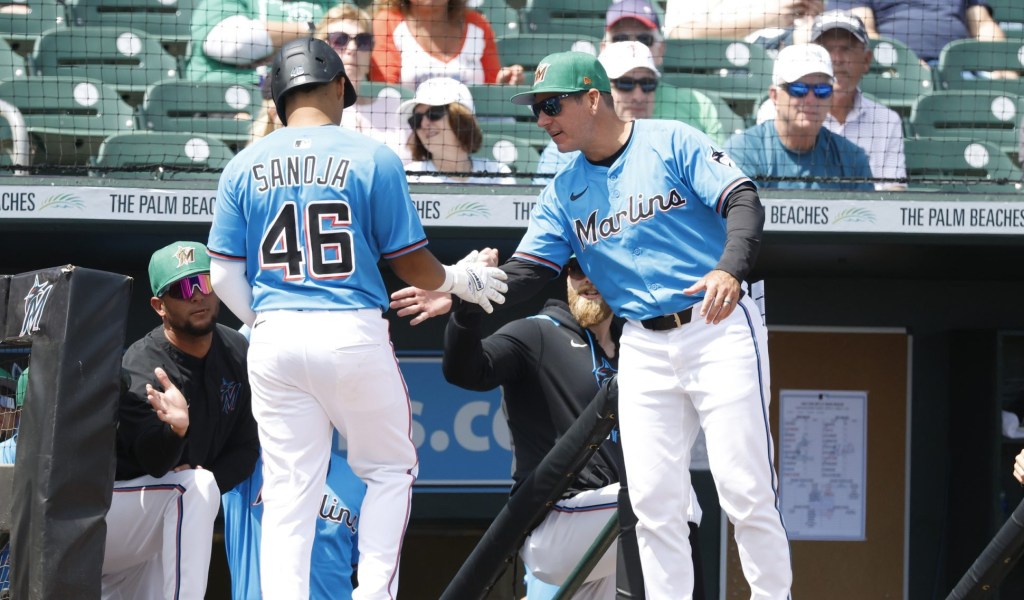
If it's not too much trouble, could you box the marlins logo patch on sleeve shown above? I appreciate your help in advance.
[710,149,736,169]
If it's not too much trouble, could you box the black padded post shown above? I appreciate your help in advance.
[6,266,131,599]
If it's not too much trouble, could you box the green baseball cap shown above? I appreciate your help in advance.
[16,366,28,408]
[149,241,211,297]
[510,51,612,106]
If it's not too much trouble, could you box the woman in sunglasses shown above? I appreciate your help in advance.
[314,3,411,162]
[371,0,523,89]
[400,77,516,185]
[724,43,873,190]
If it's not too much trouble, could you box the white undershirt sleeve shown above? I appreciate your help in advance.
[210,259,257,326]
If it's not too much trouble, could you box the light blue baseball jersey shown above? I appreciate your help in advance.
[208,126,428,312]
[514,119,751,321]
[222,450,367,600]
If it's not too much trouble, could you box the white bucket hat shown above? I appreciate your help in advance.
[398,77,475,120]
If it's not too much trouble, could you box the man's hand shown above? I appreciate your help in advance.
[147,367,190,437]
[390,287,454,326]
[391,248,500,325]
[437,249,508,314]
[1014,449,1024,485]
[684,269,742,325]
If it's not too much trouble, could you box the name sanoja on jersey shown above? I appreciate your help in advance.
[251,156,351,193]
[573,188,687,248]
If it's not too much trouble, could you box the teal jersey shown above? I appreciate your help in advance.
[222,451,367,600]
[725,121,874,190]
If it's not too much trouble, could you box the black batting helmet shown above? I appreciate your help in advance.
[270,36,357,126]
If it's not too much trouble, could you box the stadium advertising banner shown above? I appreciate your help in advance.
[397,357,513,488]
[2,185,1024,234]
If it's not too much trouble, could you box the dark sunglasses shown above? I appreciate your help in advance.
[612,77,658,93]
[531,91,584,118]
[163,273,213,300]
[565,258,586,279]
[408,105,447,129]
[781,81,834,99]
[328,31,374,51]
[611,32,655,47]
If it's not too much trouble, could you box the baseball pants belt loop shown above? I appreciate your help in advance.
[640,307,694,331]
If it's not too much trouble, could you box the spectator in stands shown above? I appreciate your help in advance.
[756,10,906,190]
[186,0,334,86]
[665,0,823,48]
[371,0,524,89]
[315,3,411,162]
[0,368,25,462]
[725,43,874,190]
[401,77,516,184]
[250,81,281,142]
[0,367,18,446]
[1013,448,1024,484]
[832,0,1010,66]
[603,0,665,67]
[536,41,725,179]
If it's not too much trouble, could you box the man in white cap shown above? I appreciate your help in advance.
[756,10,906,190]
[603,0,665,66]
[536,41,723,177]
[726,43,874,190]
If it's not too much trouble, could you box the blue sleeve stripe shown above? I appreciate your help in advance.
[511,252,562,272]
[382,238,429,259]
[208,249,245,261]
[716,177,752,214]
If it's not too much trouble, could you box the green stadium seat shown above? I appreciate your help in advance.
[91,131,233,180]
[471,1,520,39]
[659,38,772,117]
[32,26,179,106]
[988,0,1024,39]
[476,132,539,184]
[466,83,549,149]
[139,79,260,153]
[0,76,136,166]
[360,81,413,103]
[653,85,736,144]
[936,40,1024,95]
[522,0,607,37]
[909,91,1024,163]
[65,0,193,58]
[862,37,934,117]
[0,0,67,56]
[0,37,27,80]
[904,137,1022,193]
[497,33,601,80]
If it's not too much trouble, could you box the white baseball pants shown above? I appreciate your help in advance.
[618,296,792,599]
[101,469,220,600]
[247,309,418,600]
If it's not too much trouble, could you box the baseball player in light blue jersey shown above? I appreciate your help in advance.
[207,37,507,600]
[397,51,792,599]
[222,446,366,600]
[510,52,792,600]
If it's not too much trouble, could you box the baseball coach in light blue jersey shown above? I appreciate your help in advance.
[451,51,793,599]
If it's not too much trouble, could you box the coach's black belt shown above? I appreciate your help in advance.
[641,307,694,331]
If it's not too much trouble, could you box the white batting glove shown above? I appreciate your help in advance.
[436,250,509,313]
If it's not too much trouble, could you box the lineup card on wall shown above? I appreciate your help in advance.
[778,389,868,541]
